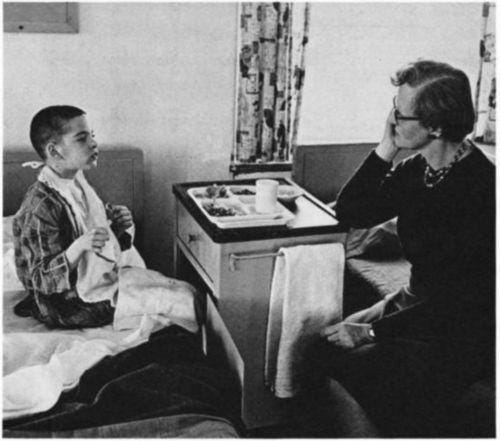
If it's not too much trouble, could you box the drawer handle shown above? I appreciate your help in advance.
[187,233,199,243]
[229,251,284,271]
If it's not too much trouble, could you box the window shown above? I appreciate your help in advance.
[232,3,309,175]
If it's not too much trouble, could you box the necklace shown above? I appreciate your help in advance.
[423,141,471,188]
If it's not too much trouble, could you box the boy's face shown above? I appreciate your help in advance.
[50,115,98,177]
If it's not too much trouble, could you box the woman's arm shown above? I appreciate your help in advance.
[336,112,404,228]
[335,151,405,228]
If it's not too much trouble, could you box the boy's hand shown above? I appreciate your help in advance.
[65,227,110,269]
[107,204,134,235]
[80,227,110,253]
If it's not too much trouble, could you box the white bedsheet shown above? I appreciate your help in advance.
[3,287,173,420]
[3,266,199,420]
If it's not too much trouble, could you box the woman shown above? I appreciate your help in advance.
[309,60,495,436]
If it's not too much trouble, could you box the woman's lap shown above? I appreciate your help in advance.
[307,337,467,436]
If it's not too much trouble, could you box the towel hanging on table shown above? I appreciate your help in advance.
[265,242,344,398]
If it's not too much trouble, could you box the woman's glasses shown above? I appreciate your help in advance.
[393,96,421,123]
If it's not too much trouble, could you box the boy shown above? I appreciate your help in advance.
[13,105,137,328]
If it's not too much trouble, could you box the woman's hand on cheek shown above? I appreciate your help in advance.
[375,109,400,162]
[321,322,373,349]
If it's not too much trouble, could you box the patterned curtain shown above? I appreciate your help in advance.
[234,3,310,165]
[474,2,495,144]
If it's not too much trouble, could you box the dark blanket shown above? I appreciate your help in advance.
[4,326,243,436]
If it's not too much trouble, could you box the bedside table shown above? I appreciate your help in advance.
[172,178,346,429]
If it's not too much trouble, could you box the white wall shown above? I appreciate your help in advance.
[299,2,484,144]
[4,3,238,275]
[4,2,486,275]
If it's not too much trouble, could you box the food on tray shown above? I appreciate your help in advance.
[193,185,256,199]
[230,187,255,195]
[205,184,229,199]
[202,201,241,217]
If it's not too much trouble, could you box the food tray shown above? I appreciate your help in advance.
[187,185,295,228]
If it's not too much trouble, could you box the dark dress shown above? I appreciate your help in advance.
[309,146,495,436]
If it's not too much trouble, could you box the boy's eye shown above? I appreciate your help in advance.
[76,132,94,142]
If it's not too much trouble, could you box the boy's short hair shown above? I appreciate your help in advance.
[30,105,86,159]
[391,60,475,142]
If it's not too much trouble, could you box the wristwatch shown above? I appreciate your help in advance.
[368,325,376,340]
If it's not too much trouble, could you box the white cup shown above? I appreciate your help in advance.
[255,179,279,213]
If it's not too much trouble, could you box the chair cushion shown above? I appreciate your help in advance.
[346,257,411,299]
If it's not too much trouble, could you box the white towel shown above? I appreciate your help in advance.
[265,243,344,398]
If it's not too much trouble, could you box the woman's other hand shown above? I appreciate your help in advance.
[321,322,374,349]
[375,109,400,162]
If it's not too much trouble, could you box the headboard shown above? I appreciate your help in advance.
[3,145,145,248]
[292,143,413,203]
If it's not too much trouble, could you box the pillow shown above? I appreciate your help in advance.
[3,215,24,291]
[345,217,403,259]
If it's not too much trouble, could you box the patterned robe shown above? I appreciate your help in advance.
[13,180,131,328]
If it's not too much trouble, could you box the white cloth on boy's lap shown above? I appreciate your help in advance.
[115,266,199,333]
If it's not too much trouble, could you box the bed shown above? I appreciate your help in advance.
[3,146,243,437]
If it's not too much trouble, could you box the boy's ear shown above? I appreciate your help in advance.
[46,142,63,160]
